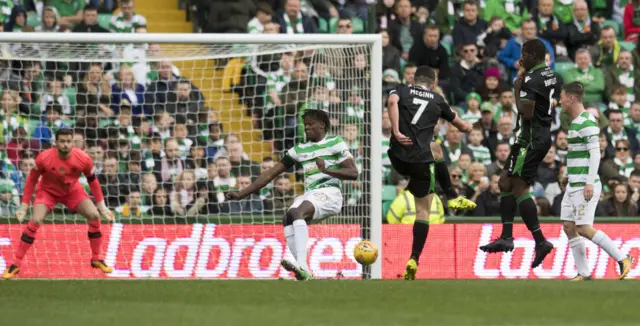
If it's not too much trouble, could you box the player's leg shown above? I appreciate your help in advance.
[430,142,476,211]
[576,224,634,280]
[73,198,113,274]
[2,203,51,279]
[281,197,317,280]
[479,169,516,253]
[560,186,591,280]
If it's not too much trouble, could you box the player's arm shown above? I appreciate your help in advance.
[387,91,412,146]
[83,157,113,221]
[583,123,601,201]
[227,162,289,200]
[16,158,44,221]
[439,98,472,133]
[514,66,535,121]
[316,156,359,181]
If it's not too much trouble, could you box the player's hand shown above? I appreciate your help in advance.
[15,203,28,223]
[393,131,413,146]
[517,60,526,80]
[225,191,243,201]
[96,201,114,222]
[584,184,594,201]
[316,157,327,173]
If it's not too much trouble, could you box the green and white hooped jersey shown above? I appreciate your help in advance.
[285,136,353,192]
[567,111,600,187]
[109,12,148,33]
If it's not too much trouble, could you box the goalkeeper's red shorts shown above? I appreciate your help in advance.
[34,183,90,212]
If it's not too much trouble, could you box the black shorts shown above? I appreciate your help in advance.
[505,142,552,185]
[388,153,434,198]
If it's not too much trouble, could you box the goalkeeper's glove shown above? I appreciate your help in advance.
[15,203,28,222]
[97,201,114,222]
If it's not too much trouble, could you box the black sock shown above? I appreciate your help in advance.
[517,194,546,244]
[435,159,457,198]
[500,192,516,238]
[411,220,430,261]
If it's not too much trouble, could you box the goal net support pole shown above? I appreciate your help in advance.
[0,33,383,279]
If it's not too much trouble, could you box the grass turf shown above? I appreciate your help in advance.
[0,280,638,326]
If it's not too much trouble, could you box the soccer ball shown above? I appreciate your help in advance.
[353,240,378,265]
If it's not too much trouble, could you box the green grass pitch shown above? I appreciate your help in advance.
[1,280,638,326]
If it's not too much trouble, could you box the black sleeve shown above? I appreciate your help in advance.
[522,74,547,100]
[438,97,457,122]
[280,152,297,169]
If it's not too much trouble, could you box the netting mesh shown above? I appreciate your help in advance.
[0,40,375,279]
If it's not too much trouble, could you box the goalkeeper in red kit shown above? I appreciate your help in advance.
[2,129,114,279]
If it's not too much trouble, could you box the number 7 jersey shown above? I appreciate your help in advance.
[388,84,456,163]
[517,63,557,145]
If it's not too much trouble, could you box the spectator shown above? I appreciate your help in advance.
[165,80,202,124]
[607,84,631,114]
[78,63,112,116]
[534,0,568,59]
[497,116,515,145]
[604,51,639,103]
[402,62,416,84]
[0,169,18,215]
[0,90,27,144]
[98,156,130,208]
[441,123,473,166]
[449,166,472,205]
[613,139,635,178]
[467,162,489,203]
[19,61,44,115]
[623,0,640,42]
[468,127,491,165]
[601,183,637,216]
[554,129,568,162]
[476,67,506,103]
[599,131,620,185]
[452,1,487,47]
[257,157,275,199]
[214,133,249,161]
[628,169,640,206]
[604,110,639,152]
[150,187,173,216]
[185,144,208,180]
[109,0,147,33]
[590,26,620,69]
[7,127,38,165]
[563,49,605,104]
[247,2,272,34]
[173,123,193,160]
[409,25,450,82]
[229,175,264,214]
[132,44,182,87]
[12,155,33,195]
[205,0,256,33]
[264,175,294,215]
[535,196,551,217]
[461,92,482,124]
[33,104,68,146]
[4,5,26,32]
[170,170,206,216]
[213,156,236,203]
[205,121,224,161]
[379,29,401,75]
[88,142,105,173]
[494,89,518,128]
[382,69,401,95]
[472,173,501,216]
[566,0,600,60]
[71,5,109,33]
[228,141,260,179]
[486,141,511,177]
[498,19,555,80]
[36,7,60,32]
[146,61,203,113]
[450,43,484,105]
[111,65,145,116]
[388,0,422,60]
[536,146,560,187]
[478,17,512,58]
[151,111,173,141]
[160,138,184,184]
[458,153,473,184]
[474,102,499,152]
[115,190,149,217]
[273,0,316,34]
[140,172,157,207]
[127,150,142,184]
[484,0,529,32]
[40,79,72,118]
[626,102,640,132]
[386,187,445,224]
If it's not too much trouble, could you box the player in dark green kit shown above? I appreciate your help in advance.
[480,39,556,268]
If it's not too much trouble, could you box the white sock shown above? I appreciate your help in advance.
[293,219,309,271]
[569,237,591,277]
[591,230,626,261]
[283,225,297,262]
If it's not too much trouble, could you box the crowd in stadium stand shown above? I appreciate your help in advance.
[0,0,640,221]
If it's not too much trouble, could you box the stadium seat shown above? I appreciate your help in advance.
[554,61,574,78]
[98,14,112,30]
[222,58,246,92]
[620,41,636,51]
[601,20,620,36]
[317,17,328,33]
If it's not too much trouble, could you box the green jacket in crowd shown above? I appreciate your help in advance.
[563,66,606,104]
[484,0,529,32]
[553,0,574,24]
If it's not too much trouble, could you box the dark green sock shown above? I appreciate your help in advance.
[517,193,546,244]
[500,192,516,238]
[411,220,429,261]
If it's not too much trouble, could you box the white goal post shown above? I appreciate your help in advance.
[0,33,383,279]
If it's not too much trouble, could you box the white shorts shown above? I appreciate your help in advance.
[288,187,343,222]
[560,183,602,225]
